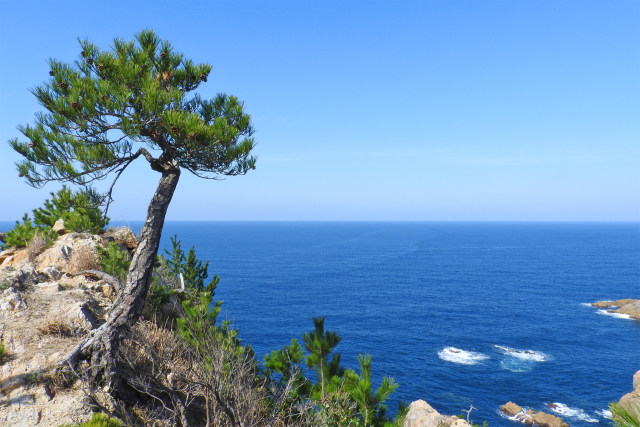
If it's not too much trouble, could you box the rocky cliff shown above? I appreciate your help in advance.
[0,227,136,426]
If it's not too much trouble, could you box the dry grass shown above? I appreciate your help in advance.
[27,231,50,262]
[37,320,76,337]
[69,245,99,273]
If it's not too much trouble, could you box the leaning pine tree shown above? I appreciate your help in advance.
[9,30,256,396]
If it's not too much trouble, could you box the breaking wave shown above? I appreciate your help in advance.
[547,403,599,423]
[494,345,550,362]
[438,347,489,365]
[595,409,612,419]
[596,309,632,319]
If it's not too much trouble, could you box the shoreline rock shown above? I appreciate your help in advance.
[617,370,640,418]
[403,400,472,427]
[592,299,640,320]
[500,401,568,427]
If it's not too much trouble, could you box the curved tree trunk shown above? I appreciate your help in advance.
[59,166,180,394]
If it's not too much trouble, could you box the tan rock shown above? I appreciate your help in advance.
[500,401,523,417]
[102,227,138,250]
[614,301,640,320]
[402,400,470,427]
[0,248,16,266]
[532,411,569,427]
[52,218,66,234]
[592,299,638,308]
[35,235,100,274]
[1,249,29,268]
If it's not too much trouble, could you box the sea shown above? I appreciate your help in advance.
[4,221,639,426]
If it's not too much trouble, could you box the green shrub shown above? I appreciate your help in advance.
[2,213,54,249]
[33,186,108,233]
[0,343,7,365]
[148,280,175,306]
[265,317,401,426]
[162,234,218,295]
[59,412,122,427]
[97,242,130,281]
[2,186,108,250]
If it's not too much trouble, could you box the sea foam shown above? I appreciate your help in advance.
[494,345,550,362]
[596,309,632,320]
[595,409,612,419]
[438,347,489,365]
[548,403,599,423]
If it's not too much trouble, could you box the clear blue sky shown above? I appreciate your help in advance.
[1,0,638,221]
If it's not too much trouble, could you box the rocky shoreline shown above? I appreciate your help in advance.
[591,298,640,320]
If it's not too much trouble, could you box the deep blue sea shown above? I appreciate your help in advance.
[150,222,639,426]
[3,221,638,425]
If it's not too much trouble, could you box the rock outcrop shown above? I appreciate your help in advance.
[500,401,568,427]
[592,299,640,320]
[0,228,137,426]
[403,400,472,427]
[617,370,640,416]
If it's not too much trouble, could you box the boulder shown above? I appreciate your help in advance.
[500,401,523,417]
[41,266,64,281]
[402,400,471,427]
[0,248,16,265]
[52,218,66,234]
[0,263,45,289]
[64,301,99,331]
[532,411,569,427]
[0,249,29,269]
[102,227,138,251]
[619,370,640,410]
[35,234,100,274]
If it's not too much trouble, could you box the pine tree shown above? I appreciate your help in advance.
[303,316,345,401]
[8,30,256,394]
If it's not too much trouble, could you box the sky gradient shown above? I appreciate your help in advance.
[1,0,638,222]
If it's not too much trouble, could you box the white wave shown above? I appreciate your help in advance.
[494,345,550,362]
[595,409,612,419]
[580,302,594,307]
[438,347,489,365]
[547,403,599,423]
[596,309,632,319]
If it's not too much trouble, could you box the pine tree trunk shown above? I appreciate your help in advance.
[59,166,180,394]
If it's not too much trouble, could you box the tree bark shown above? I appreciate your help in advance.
[59,165,181,395]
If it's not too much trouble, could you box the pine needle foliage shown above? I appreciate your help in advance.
[266,317,401,426]
[162,234,219,295]
[2,214,47,249]
[33,185,108,233]
[10,29,255,189]
[97,242,131,281]
[610,401,640,427]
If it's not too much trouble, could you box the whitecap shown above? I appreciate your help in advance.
[438,347,489,365]
[596,309,632,320]
[595,409,612,419]
[547,403,599,423]
[580,302,594,307]
[494,345,550,362]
